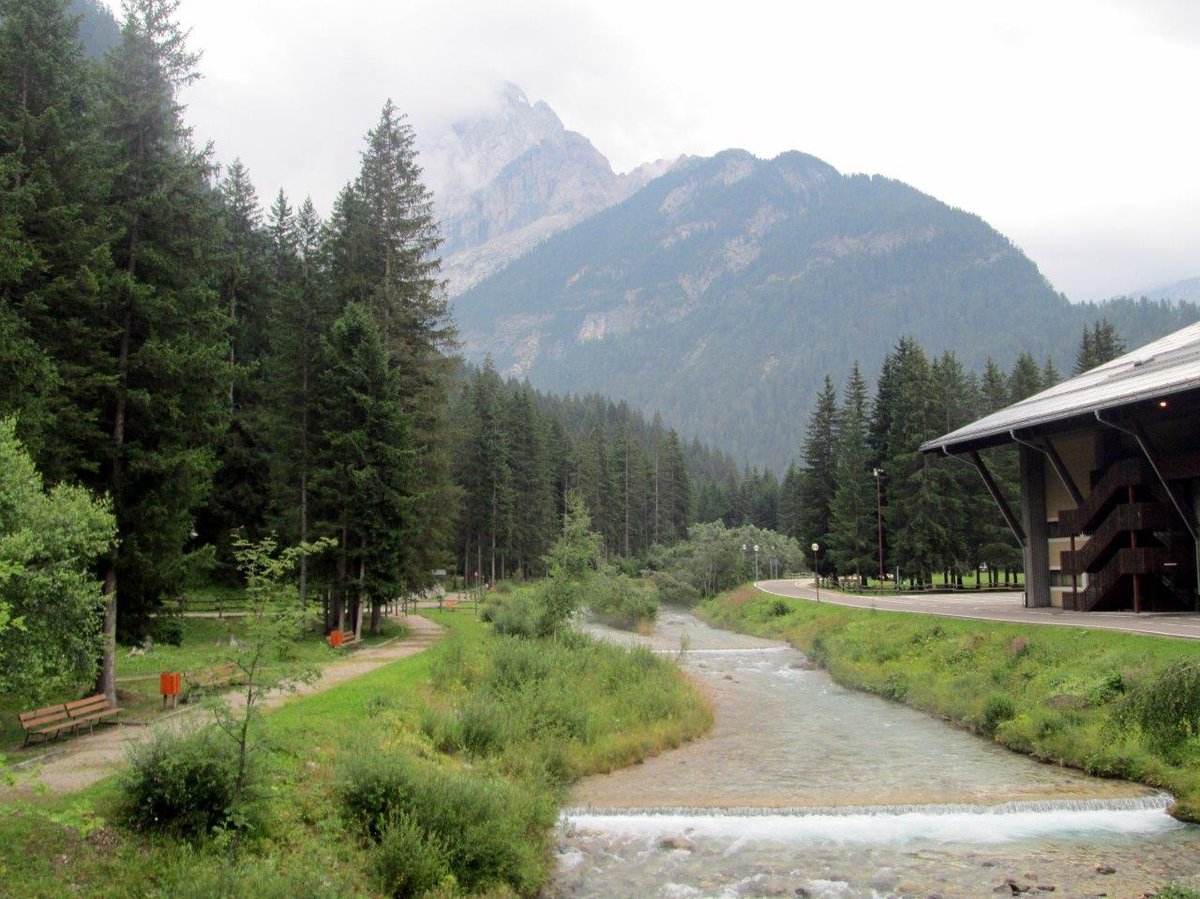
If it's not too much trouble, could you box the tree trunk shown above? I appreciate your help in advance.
[370,600,381,635]
[96,566,118,704]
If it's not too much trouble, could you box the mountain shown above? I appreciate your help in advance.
[419,84,680,295]
[452,149,1199,471]
[71,0,121,57]
[1139,277,1200,304]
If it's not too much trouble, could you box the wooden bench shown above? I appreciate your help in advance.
[443,598,458,611]
[184,662,241,698]
[339,630,360,648]
[18,694,122,746]
[65,694,121,734]
[19,703,73,746]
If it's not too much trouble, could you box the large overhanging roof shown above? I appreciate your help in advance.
[922,320,1200,455]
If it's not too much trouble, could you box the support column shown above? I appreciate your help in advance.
[1194,481,1200,611]
[1019,444,1051,608]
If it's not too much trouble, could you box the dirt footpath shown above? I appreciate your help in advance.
[3,614,443,796]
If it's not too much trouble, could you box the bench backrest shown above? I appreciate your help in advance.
[65,694,114,718]
[19,703,69,729]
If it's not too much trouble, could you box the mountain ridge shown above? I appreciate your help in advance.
[452,147,1198,470]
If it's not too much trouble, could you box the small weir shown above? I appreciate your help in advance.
[554,611,1200,897]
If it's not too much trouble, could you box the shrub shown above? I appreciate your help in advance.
[370,811,454,898]
[1120,661,1200,755]
[337,750,555,895]
[586,572,659,630]
[119,725,245,839]
[485,591,540,638]
[980,694,1017,736]
[151,614,185,646]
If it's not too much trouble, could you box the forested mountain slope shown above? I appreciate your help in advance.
[454,149,1199,470]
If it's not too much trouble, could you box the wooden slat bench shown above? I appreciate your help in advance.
[339,630,360,648]
[19,703,73,746]
[18,694,122,746]
[444,598,459,611]
[65,694,121,734]
[183,662,241,698]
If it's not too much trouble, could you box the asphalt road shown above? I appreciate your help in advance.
[754,579,1200,641]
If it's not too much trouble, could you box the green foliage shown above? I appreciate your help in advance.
[486,491,604,637]
[1154,884,1200,899]
[119,725,244,839]
[337,749,555,895]
[647,520,805,603]
[419,619,711,785]
[980,694,1017,736]
[587,570,659,630]
[151,612,185,646]
[206,534,327,829]
[1120,662,1200,756]
[153,844,357,899]
[0,419,115,702]
[370,811,455,898]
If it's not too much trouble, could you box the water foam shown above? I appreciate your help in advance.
[564,794,1180,845]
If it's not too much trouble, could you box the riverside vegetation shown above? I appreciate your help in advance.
[701,585,1200,822]
[0,502,710,897]
[0,609,710,897]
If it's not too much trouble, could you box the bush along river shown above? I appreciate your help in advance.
[552,609,1200,898]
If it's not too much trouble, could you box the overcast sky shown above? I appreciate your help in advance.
[114,0,1200,302]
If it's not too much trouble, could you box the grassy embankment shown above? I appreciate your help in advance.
[700,585,1200,820]
[0,609,711,897]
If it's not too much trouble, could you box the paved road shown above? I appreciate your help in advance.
[755,579,1200,641]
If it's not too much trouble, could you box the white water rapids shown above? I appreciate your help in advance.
[549,610,1200,898]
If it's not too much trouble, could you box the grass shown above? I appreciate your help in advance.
[700,584,1200,820]
[0,609,408,752]
[0,608,712,897]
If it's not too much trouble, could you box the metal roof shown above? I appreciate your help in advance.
[921,320,1200,454]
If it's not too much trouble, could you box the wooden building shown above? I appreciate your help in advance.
[922,323,1200,611]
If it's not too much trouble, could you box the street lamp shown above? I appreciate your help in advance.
[811,542,820,602]
[753,544,760,581]
[873,468,885,585]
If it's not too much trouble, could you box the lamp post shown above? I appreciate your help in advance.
[753,544,760,581]
[811,542,820,601]
[873,468,885,585]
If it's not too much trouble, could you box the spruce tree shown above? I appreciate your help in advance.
[200,159,273,568]
[93,0,228,699]
[828,364,877,582]
[1008,351,1044,403]
[0,0,111,475]
[262,194,332,607]
[1073,318,1127,374]
[312,303,415,635]
[798,375,838,569]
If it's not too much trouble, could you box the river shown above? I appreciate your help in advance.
[550,608,1200,898]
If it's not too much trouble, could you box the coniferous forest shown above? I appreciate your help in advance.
[0,0,769,701]
[0,1,1151,690]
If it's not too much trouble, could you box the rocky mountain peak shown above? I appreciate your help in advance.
[418,82,681,295]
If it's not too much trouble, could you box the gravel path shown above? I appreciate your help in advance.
[2,614,443,796]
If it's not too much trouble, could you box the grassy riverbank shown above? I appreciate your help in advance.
[699,585,1200,821]
[0,612,711,897]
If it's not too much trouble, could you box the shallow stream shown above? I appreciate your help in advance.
[550,609,1200,898]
